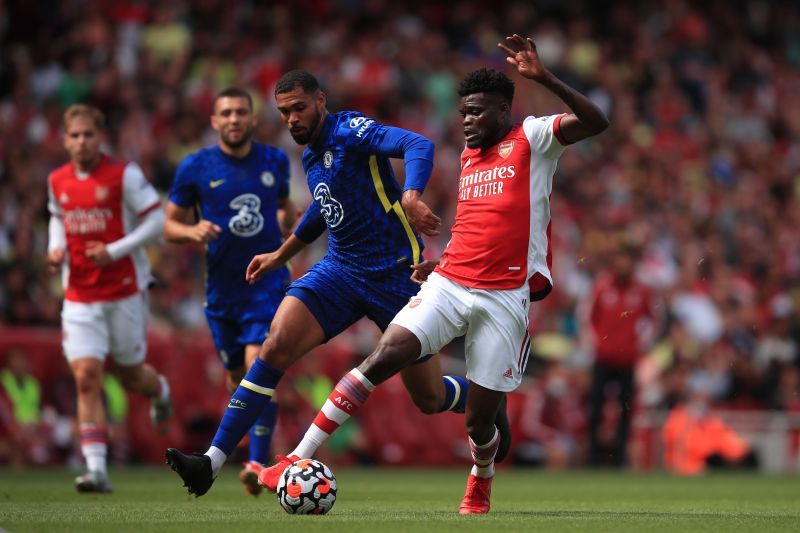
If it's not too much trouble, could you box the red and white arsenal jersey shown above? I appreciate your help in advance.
[436,114,570,292]
[47,155,161,302]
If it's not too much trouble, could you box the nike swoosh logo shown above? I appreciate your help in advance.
[227,404,245,409]
[210,179,225,188]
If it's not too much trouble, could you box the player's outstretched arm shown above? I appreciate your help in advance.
[164,201,221,244]
[246,234,307,284]
[498,34,609,143]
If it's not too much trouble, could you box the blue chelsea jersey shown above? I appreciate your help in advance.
[299,111,425,275]
[169,142,290,305]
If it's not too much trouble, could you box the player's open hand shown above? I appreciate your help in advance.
[498,34,549,82]
[85,241,113,267]
[47,248,65,273]
[189,220,222,243]
[401,191,441,237]
[246,252,280,284]
[410,260,439,285]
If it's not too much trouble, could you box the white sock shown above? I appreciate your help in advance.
[157,375,170,402]
[469,428,499,479]
[205,446,227,477]
[82,443,107,475]
[291,425,330,459]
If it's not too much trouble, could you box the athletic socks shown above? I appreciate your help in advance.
[79,423,108,475]
[440,375,468,413]
[290,368,375,459]
[469,427,499,479]
[249,401,279,464]
[208,359,283,471]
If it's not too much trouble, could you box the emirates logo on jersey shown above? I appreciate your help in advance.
[498,140,515,159]
[95,186,109,201]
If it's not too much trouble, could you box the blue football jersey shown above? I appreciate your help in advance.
[169,142,290,306]
[298,111,425,275]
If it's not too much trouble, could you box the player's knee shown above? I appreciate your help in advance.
[258,333,293,369]
[73,366,103,396]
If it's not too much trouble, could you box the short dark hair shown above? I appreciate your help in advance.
[275,70,320,95]
[458,68,515,104]
[215,87,253,110]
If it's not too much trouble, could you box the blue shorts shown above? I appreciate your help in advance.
[205,296,283,370]
[286,258,421,341]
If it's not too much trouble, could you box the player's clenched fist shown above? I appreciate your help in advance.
[189,220,222,243]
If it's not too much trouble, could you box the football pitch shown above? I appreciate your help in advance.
[1,467,798,532]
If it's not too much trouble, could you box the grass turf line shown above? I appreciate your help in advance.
[1,467,798,532]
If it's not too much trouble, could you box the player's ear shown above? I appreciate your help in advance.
[210,114,220,132]
[317,90,327,109]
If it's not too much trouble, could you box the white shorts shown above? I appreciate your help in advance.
[61,291,149,366]
[391,272,531,392]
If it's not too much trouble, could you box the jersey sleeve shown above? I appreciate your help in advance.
[276,150,290,199]
[168,157,198,208]
[523,114,571,159]
[334,114,434,191]
[293,202,326,243]
[123,162,161,216]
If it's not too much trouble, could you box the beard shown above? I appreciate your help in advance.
[289,107,321,145]
[221,127,253,150]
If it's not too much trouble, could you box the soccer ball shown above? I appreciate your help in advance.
[276,459,337,515]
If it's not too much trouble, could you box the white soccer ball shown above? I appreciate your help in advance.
[276,459,337,515]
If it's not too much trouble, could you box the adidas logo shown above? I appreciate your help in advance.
[503,368,513,379]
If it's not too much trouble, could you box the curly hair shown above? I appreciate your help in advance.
[457,68,515,104]
[275,70,320,95]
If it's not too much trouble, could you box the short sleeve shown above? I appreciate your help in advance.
[333,114,387,152]
[123,162,161,216]
[168,157,198,208]
[523,114,571,159]
[47,174,62,216]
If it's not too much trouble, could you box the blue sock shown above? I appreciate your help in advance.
[248,402,279,464]
[211,359,283,456]
[440,375,468,413]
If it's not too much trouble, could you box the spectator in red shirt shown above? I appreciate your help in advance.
[580,235,661,467]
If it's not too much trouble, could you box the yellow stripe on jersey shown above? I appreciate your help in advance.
[368,155,421,265]
[240,379,275,397]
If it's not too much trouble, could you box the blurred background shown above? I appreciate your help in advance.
[1,0,798,475]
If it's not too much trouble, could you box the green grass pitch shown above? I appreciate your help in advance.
[1,467,798,532]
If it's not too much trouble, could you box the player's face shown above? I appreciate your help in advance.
[459,93,510,149]
[275,88,326,145]
[212,96,256,149]
[63,116,103,169]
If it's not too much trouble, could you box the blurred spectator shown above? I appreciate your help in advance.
[662,372,756,475]
[0,348,49,465]
[580,234,661,467]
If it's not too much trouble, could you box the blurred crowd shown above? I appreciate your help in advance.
[1,0,799,469]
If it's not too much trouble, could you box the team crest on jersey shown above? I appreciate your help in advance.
[59,192,69,204]
[498,140,515,159]
[323,151,333,169]
[313,182,344,228]
[261,171,275,187]
[95,186,109,201]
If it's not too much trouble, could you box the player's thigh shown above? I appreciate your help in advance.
[61,299,109,362]
[390,272,470,358]
[261,295,327,366]
[106,292,148,366]
[464,286,530,393]
[283,261,362,340]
